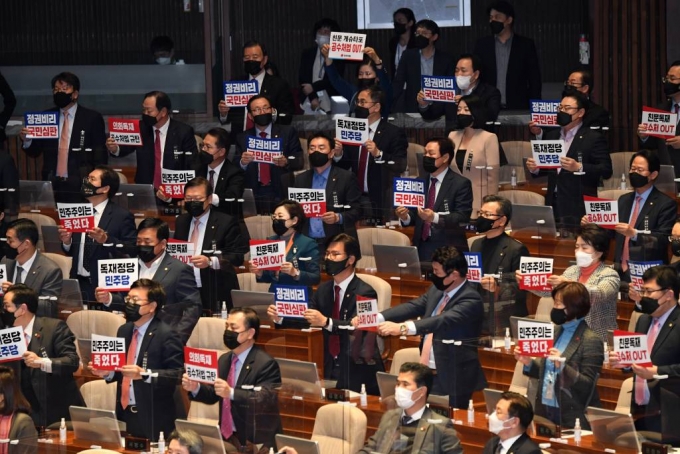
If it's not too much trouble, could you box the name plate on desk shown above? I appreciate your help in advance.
[642,442,670,454]
[325,388,349,402]
[125,436,149,451]
[535,420,559,439]
[428,403,451,419]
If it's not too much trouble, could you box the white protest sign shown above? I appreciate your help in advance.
[335,117,369,145]
[641,106,678,139]
[517,319,554,357]
[223,80,259,107]
[245,136,283,164]
[24,112,59,139]
[584,196,619,229]
[328,32,366,60]
[166,239,196,267]
[421,76,457,103]
[57,203,95,233]
[613,330,652,366]
[0,265,7,284]
[356,296,379,329]
[184,347,219,384]
[108,118,142,147]
[0,327,26,363]
[274,285,309,318]
[287,188,327,218]
[393,178,425,208]
[531,140,566,169]
[249,240,285,271]
[161,169,195,199]
[97,258,138,291]
[518,257,554,292]
[91,334,126,371]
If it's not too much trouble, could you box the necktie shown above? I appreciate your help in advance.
[419,295,450,366]
[190,219,201,251]
[674,104,679,114]
[357,145,369,192]
[83,209,97,273]
[153,129,162,188]
[621,195,642,272]
[57,110,69,177]
[421,178,438,242]
[328,285,341,358]
[120,328,140,409]
[401,415,413,426]
[259,131,271,186]
[15,267,24,284]
[318,54,326,79]
[495,442,503,454]
[220,354,239,440]
[208,170,215,190]
[634,318,661,405]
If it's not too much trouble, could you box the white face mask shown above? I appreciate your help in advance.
[156,57,172,65]
[316,34,330,47]
[456,75,472,91]
[488,412,514,435]
[394,386,419,410]
[575,250,594,268]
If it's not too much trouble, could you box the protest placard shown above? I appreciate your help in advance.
[0,327,26,363]
[531,140,566,169]
[249,240,285,271]
[91,334,126,371]
[613,330,652,366]
[223,80,259,107]
[166,239,195,266]
[519,257,554,292]
[393,178,425,208]
[287,188,326,218]
[328,32,366,60]
[57,203,95,233]
[517,319,554,357]
[641,106,678,139]
[421,76,457,103]
[464,252,482,283]
[335,117,369,145]
[245,136,283,164]
[184,346,219,384]
[530,100,560,127]
[356,295,379,331]
[98,259,138,291]
[161,169,195,199]
[584,195,619,229]
[108,118,142,146]
[628,261,663,290]
[274,285,309,318]
[24,112,59,139]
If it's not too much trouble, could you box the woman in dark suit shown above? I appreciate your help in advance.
[0,366,38,453]
[514,282,604,430]
[252,199,320,292]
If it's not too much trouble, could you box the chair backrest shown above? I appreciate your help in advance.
[187,400,219,426]
[187,317,231,352]
[497,190,545,207]
[42,252,72,279]
[299,137,309,171]
[66,311,126,363]
[356,228,411,269]
[242,188,257,218]
[355,274,392,312]
[244,215,274,240]
[115,171,128,184]
[602,151,635,189]
[628,311,642,332]
[508,360,530,395]
[389,347,420,375]
[597,188,632,200]
[406,142,424,178]
[236,272,272,293]
[467,234,485,250]
[535,297,554,322]
[499,141,531,184]
[18,212,57,252]
[615,377,634,414]
[195,134,204,150]
[80,379,117,412]
[311,403,367,454]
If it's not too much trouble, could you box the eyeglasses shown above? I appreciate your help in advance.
[639,288,667,296]
[557,104,579,112]
[477,211,502,218]
[271,215,290,221]
[250,106,272,115]
[662,76,680,84]
[52,86,74,94]
[184,197,207,203]
[356,100,376,107]
[201,144,218,150]
[564,81,584,87]
[325,251,346,259]
[124,296,150,305]
[669,236,680,242]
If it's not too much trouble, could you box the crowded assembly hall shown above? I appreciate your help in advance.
[0,0,678,453]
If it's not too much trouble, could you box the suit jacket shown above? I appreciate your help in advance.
[257,233,320,292]
[235,123,303,198]
[62,200,137,283]
[293,166,362,242]
[109,254,201,343]
[222,73,294,137]
[174,209,247,311]
[191,346,282,448]
[0,152,19,215]
[359,407,462,454]
[640,100,680,175]
[482,433,542,454]
[387,34,417,78]
[117,118,197,185]
[2,251,63,317]
[583,100,610,129]
[193,157,245,219]
[0,72,16,147]
[524,320,603,429]
[336,119,408,219]
[298,46,344,100]
[392,48,455,113]
[614,186,676,267]
[23,104,107,189]
[110,317,183,441]
[7,412,38,454]
[470,233,530,317]
[382,281,487,406]
[473,34,541,110]
[448,129,501,215]
[408,169,473,257]
[20,316,83,427]
[536,125,612,225]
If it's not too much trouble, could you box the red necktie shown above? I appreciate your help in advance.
[328,285,341,358]
[120,328,140,409]
[153,129,162,188]
[220,354,239,440]
[259,131,271,186]
[621,195,642,272]
[357,146,369,192]
[421,178,437,242]
[634,318,661,405]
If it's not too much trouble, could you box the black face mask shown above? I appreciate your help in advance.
[53,92,73,109]
[272,219,289,237]
[136,245,158,263]
[393,23,407,35]
[550,308,568,325]
[431,272,452,291]
[457,114,474,129]
[422,156,439,174]
[3,243,18,260]
[556,111,574,127]
[489,20,505,35]
[628,172,649,189]
[414,35,430,50]
[325,258,349,276]
[672,241,680,257]
[0,310,15,328]
[124,302,143,322]
[475,216,496,234]
[663,81,680,97]
[141,114,158,128]
[354,106,370,119]
[309,151,330,168]
[357,78,376,90]
[640,295,663,315]
[185,201,206,218]
[562,85,580,98]
[81,181,100,198]
[223,330,242,350]
[253,113,272,127]
[244,60,262,76]
[199,150,214,166]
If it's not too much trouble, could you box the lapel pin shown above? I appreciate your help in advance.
[246,365,250,370]
[34,333,41,339]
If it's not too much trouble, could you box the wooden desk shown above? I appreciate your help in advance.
[256,326,325,378]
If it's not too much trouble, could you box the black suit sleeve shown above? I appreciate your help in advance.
[340,172,363,229]
[49,320,81,376]
[526,39,542,100]
[440,177,473,229]
[219,216,248,267]
[181,124,199,154]
[0,72,16,130]
[382,127,408,175]
[581,133,612,180]
[392,53,408,104]
[154,328,185,390]
[232,356,282,405]
[285,127,304,171]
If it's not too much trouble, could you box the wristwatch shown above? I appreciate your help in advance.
[399,324,408,336]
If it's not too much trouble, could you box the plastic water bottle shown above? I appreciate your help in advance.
[360,384,367,407]
[511,168,517,188]
[221,302,228,319]
[467,399,475,423]
[158,431,165,453]
[574,418,582,443]
[59,418,67,444]
[504,328,511,351]
[603,342,609,365]
[620,173,626,190]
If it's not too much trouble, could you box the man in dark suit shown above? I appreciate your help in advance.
[1,219,62,317]
[20,72,107,203]
[334,85,407,222]
[563,69,609,129]
[235,95,303,214]
[392,19,455,113]
[268,233,384,394]
[611,266,680,437]
[375,246,487,407]
[183,307,281,452]
[95,218,201,343]
[174,177,247,313]
[527,92,612,227]
[473,1,541,110]
[471,195,530,334]
[292,132,361,250]
[483,392,542,454]
[3,284,83,427]
[58,165,137,303]
[89,279,184,441]
[107,91,197,202]
[0,71,16,152]
[0,152,19,217]
[419,54,501,133]
[638,60,680,176]
[218,40,294,140]
[395,137,472,261]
